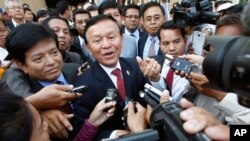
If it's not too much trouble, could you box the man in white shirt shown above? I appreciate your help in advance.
[152,20,190,102]
[122,4,145,44]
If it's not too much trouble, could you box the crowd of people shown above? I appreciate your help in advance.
[0,0,249,141]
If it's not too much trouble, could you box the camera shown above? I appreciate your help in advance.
[105,84,210,141]
[173,0,220,28]
[203,35,250,108]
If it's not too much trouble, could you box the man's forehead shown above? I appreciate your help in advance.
[86,20,119,34]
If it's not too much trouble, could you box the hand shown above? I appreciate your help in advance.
[189,72,209,85]
[179,98,229,141]
[41,109,74,139]
[26,84,82,110]
[136,56,161,82]
[0,59,14,69]
[77,62,90,76]
[127,101,147,133]
[179,54,204,65]
[145,90,171,123]
[88,98,116,126]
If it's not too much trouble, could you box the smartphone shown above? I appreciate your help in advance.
[192,31,205,55]
[170,58,193,74]
[70,85,88,93]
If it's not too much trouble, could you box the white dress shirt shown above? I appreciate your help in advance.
[153,59,191,102]
[99,61,122,88]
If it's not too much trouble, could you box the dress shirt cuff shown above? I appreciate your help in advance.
[109,130,118,138]
[150,76,165,91]
[215,93,241,114]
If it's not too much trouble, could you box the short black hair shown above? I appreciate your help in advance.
[216,13,242,33]
[42,16,70,32]
[23,7,32,13]
[83,14,121,45]
[56,0,70,15]
[225,4,243,15]
[48,8,60,17]
[122,4,141,17]
[157,20,185,41]
[6,23,58,64]
[141,1,165,18]
[36,9,48,19]
[0,92,32,141]
[73,9,91,22]
[98,0,122,15]
[86,4,98,12]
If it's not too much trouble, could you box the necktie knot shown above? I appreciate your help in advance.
[112,68,122,77]
[150,37,155,42]
[130,33,136,37]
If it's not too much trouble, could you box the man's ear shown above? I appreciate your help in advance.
[15,60,28,74]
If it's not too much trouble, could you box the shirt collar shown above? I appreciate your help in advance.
[38,73,68,87]
[99,61,122,76]
[125,28,139,38]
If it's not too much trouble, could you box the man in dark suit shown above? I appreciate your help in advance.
[5,0,25,31]
[138,2,166,60]
[72,15,161,140]
[71,9,95,64]
[121,4,146,43]
[3,23,80,140]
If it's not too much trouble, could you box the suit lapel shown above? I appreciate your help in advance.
[120,59,133,100]
[138,34,148,58]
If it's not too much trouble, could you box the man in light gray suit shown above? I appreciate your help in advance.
[98,0,137,58]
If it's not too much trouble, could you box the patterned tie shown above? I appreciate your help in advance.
[165,69,174,96]
[112,68,126,101]
[56,81,73,114]
[148,37,156,57]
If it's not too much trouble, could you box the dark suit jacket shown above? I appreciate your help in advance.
[63,51,83,65]
[72,58,148,140]
[6,20,15,31]
[70,37,93,65]
[138,34,162,59]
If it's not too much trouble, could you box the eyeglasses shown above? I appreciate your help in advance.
[125,15,140,20]
[8,6,23,10]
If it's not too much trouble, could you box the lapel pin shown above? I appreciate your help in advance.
[126,70,130,76]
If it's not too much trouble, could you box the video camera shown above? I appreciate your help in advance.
[203,36,250,108]
[173,0,220,28]
[104,84,210,141]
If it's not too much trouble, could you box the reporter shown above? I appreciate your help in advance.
[0,92,50,141]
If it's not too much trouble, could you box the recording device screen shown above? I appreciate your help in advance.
[170,58,201,74]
